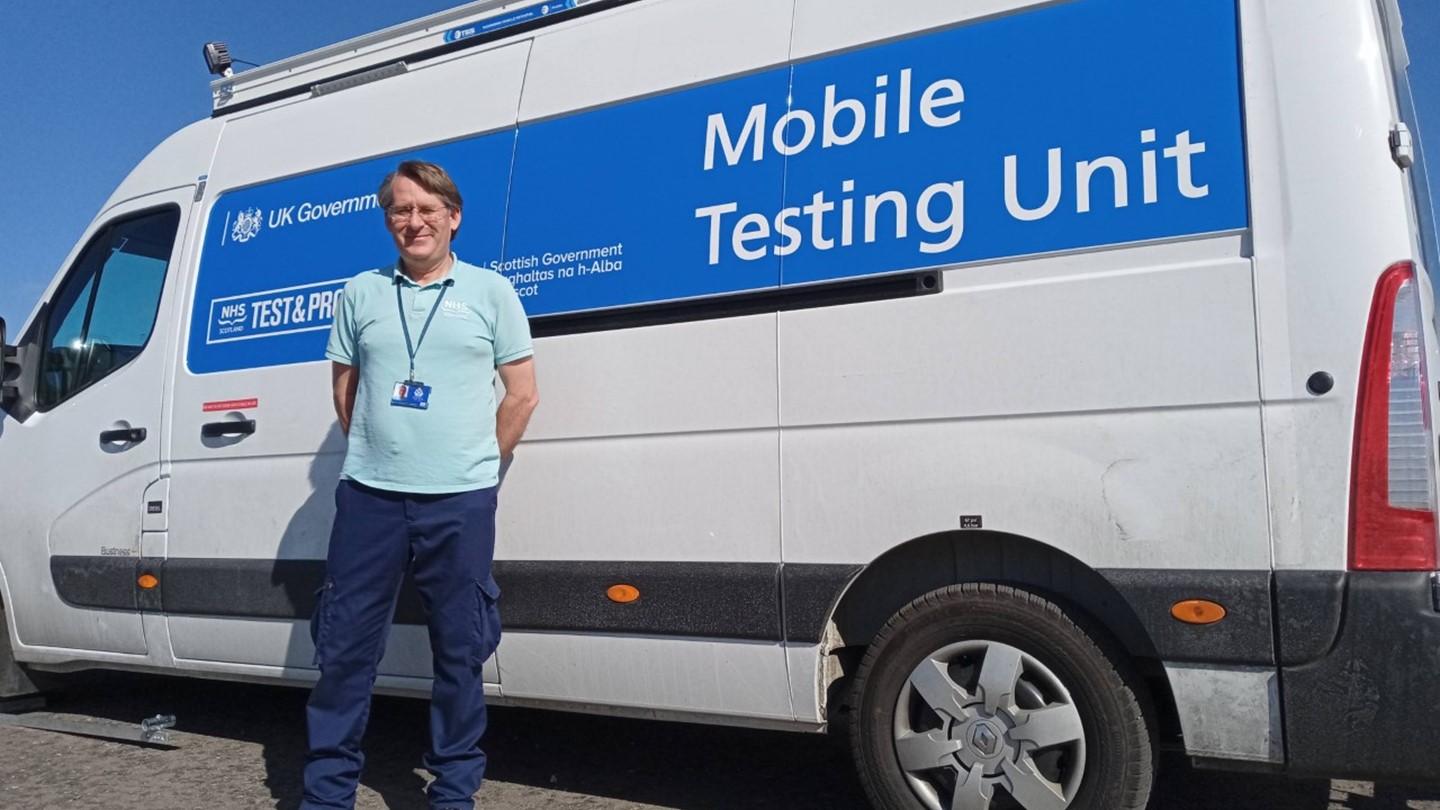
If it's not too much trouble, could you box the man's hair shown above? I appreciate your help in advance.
[378,160,464,235]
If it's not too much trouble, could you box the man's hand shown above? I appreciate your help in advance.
[332,362,358,435]
[496,356,538,459]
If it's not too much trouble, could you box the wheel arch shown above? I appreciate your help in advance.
[821,530,1178,739]
[828,530,1156,656]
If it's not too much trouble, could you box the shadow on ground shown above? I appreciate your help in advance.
[22,671,1440,810]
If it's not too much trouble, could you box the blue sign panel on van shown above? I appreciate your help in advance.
[504,67,789,316]
[188,134,515,374]
[205,279,349,345]
[445,0,577,42]
[189,0,1247,374]
[774,0,1247,287]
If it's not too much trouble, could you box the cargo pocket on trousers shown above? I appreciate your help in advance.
[470,576,502,672]
[311,578,336,667]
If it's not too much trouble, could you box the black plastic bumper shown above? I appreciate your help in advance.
[1281,571,1440,782]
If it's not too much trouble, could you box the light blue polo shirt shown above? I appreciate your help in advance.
[326,256,533,493]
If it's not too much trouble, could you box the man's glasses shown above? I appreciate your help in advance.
[386,205,451,224]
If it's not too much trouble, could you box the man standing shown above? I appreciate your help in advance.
[302,160,538,810]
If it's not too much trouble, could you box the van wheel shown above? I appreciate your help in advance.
[851,583,1153,810]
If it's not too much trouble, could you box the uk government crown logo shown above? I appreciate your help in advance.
[232,207,264,243]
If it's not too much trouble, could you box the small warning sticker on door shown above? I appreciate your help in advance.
[203,398,258,412]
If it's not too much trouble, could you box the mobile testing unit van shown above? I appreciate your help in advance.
[2,1,1439,808]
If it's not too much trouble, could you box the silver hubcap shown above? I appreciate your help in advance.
[891,640,1086,810]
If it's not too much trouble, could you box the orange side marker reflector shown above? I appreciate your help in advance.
[137,574,159,590]
[607,584,640,603]
[1171,599,1226,625]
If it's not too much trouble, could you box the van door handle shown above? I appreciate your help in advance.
[100,427,147,444]
[201,419,256,438]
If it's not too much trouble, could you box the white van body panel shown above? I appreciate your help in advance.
[1249,0,1427,572]
[499,314,783,714]
[790,0,1065,60]
[521,315,779,440]
[499,634,794,722]
[508,415,781,563]
[209,42,532,191]
[488,0,795,717]
[97,120,222,218]
[779,239,1270,572]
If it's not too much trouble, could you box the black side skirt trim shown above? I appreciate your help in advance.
[1271,569,1345,666]
[55,557,1280,660]
[783,563,863,644]
[51,556,139,612]
[1282,571,1440,782]
[1097,569,1274,665]
[497,560,780,640]
[50,556,860,644]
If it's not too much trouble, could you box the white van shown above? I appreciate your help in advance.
[3,0,1438,807]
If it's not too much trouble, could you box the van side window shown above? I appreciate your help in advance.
[37,207,179,411]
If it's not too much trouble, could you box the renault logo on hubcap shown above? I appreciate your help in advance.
[971,722,1000,756]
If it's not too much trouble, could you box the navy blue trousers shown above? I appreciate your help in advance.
[301,480,502,810]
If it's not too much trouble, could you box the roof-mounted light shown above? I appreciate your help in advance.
[203,41,234,78]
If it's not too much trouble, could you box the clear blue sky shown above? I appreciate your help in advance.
[0,0,461,329]
[2,1,1440,330]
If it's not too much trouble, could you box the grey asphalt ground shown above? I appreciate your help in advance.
[0,672,1436,810]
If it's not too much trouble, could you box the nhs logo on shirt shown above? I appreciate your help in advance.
[441,300,473,318]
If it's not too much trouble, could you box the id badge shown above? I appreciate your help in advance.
[391,380,432,410]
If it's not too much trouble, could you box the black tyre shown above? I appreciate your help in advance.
[851,583,1153,810]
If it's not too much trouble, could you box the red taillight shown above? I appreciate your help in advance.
[1350,261,1439,571]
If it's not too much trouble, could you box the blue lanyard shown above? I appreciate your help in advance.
[395,277,449,381]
